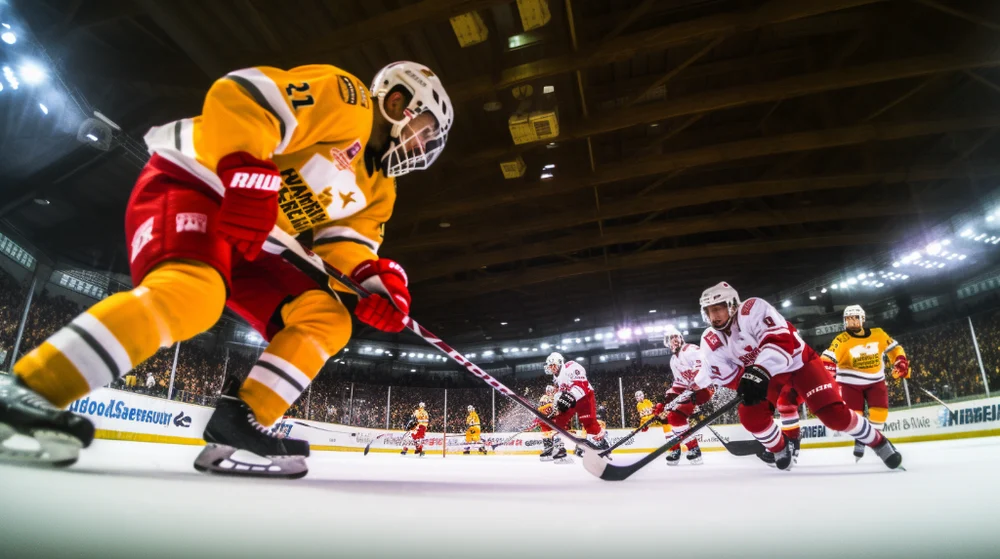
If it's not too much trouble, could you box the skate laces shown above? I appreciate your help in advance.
[246,412,283,439]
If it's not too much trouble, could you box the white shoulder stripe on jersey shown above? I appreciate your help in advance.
[144,118,225,196]
[313,225,380,253]
[885,341,899,352]
[225,68,299,155]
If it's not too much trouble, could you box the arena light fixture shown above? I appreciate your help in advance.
[634,327,644,335]
[831,284,839,290]
[540,343,550,349]
[839,282,847,288]
[38,103,47,115]
[847,278,857,285]
[648,309,656,313]
[594,333,603,340]
[468,353,476,358]
[678,321,688,329]
[1,31,14,45]
[540,172,553,180]
[617,328,632,339]
[856,273,866,280]
[584,336,591,342]
[820,288,827,294]
[483,350,494,356]
[500,321,507,326]
[574,317,581,322]
[683,330,689,335]
[410,369,416,372]
[521,347,528,352]
[542,164,555,170]
[781,300,791,308]
[18,61,45,85]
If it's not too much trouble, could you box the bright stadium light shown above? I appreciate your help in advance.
[594,333,603,340]
[540,343,550,349]
[1,31,14,45]
[617,328,632,339]
[19,61,45,85]
[781,300,791,308]
[38,103,47,115]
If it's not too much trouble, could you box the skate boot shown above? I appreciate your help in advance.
[853,440,865,462]
[686,446,703,465]
[417,447,425,457]
[0,376,95,467]
[552,446,574,464]
[539,438,554,462]
[463,449,471,455]
[665,447,682,466]
[757,449,776,467]
[574,446,584,457]
[773,436,794,471]
[479,445,488,455]
[790,436,801,464]
[872,436,903,470]
[194,379,310,479]
[401,448,408,455]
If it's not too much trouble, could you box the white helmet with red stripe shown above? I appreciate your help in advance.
[700,281,741,331]
[843,304,866,330]
[635,390,644,402]
[370,61,453,177]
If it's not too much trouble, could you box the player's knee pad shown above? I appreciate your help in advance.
[813,401,854,432]
[139,260,226,342]
[279,290,352,357]
[868,407,888,426]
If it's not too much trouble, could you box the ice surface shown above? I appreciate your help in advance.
[1,438,997,559]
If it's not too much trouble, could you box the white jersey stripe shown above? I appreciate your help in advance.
[225,68,299,155]
[73,313,133,377]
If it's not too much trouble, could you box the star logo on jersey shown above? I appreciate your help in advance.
[339,191,357,209]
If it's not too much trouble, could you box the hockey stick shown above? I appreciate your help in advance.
[262,228,601,453]
[489,426,534,451]
[363,432,397,456]
[288,420,357,437]
[582,397,740,481]
[907,378,953,412]
[598,415,658,457]
[599,390,693,457]
[706,426,766,456]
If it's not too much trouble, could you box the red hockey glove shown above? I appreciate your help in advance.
[214,152,282,261]
[351,259,411,332]
[823,358,837,377]
[892,356,910,379]
[641,423,649,432]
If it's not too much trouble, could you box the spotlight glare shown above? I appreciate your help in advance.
[19,62,46,85]
[0,31,14,45]
[38,103,47,115]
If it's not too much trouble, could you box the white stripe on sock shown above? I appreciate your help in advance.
[47,327,115,390]
[73,313,132,376]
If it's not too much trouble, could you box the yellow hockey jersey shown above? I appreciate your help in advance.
[143,64,392,284]
[636,399,654,420]
[466,410,480,428]
[821,328,905,386]
[415,408,429,426]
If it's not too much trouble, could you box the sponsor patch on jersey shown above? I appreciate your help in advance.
[740,299,756,315]
[704,331,723,351]
[355,79,369,108]
[338,75,357,105]
[130,216,154,263]
[175,212,207,234]
[330,139,363,171]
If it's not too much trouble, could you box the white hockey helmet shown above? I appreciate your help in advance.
[545,385,556,396]
[700,281,741,331]
[418,402,425,409]
[545,352,564,375]
[467,405,474,412]
[843,304,866,330]
[370,61,453,177]
[663,324,684,352]
[635,390,644,402]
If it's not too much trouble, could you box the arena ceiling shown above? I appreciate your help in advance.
[3,0,1000,345]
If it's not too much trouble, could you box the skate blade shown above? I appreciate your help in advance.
[553,458,574,465]
[193,444,308,479]
[0,423,82,467]
[688,458,704,465]
[666,461,680,467]
[539,456,554,462]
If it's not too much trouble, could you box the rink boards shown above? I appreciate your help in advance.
[68,387,1000,453]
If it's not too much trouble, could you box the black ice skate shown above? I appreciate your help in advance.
[853,440,865,462]
[757,449,776,467]
[686,446,703,465]
[463,449,471,455]
[552,446,574,464]
[574,447,584,457]
[478,446,488,455]
[773,436,794,471]
[194,382,310,479]
[401,448,408,455]
[539,438,554,462]
[0,376,94,467]
[872,436,903,470]
[665,448,682,466]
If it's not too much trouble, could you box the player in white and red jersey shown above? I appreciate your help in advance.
[544,352,609,463]
[694,282,902,471]
[652,325,713,466]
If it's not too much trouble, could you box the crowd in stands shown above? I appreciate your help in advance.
[1,263,998,433]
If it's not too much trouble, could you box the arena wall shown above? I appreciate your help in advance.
[72,388,1000,455]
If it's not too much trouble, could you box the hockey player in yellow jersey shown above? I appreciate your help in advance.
[464,405,487,455]
[1,61,453,477]
[823,305,908,460]
[634,390,671,435]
